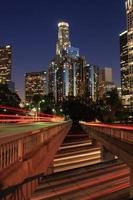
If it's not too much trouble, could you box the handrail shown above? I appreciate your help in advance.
[0,121,70,170]
[81,122,133,144]
[82,122,133,131]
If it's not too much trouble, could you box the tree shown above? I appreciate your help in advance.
[62,96,96,123]
[32,94,42,116]
[96,89,126,123]
[0,84,21,113]
[39,94,55,114]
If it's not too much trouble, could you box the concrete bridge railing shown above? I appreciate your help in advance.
[0,121,72,190]
[81,122,133,198]
[82,123,133,144]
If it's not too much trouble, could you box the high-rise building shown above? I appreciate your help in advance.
[25,71,47,102]
[48,55,85,103]
[48,59,57,101]
[120,31,129,108]
[99,67,115,98]
[84,64,99,101]
[124,0,133,111]
[0,45,12,83]
[84,65,115,101]
[48,22,85,103]
[55,56,85,103]
[56,22,71,56]
[99,68,112,83]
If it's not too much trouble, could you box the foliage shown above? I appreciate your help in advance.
[0,83,21,114]
[96,89,129,123]
[0,84,21,107]
[31,89,130,123]
[62,96,96,122]
[32,94,42,106]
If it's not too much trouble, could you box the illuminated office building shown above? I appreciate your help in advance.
[48,21,85,102]
[98,67,114,98]
[0,45,12,83]
[48,58,58,102]
[56,22,71,56]
[120,30,129,108]
[25,71,47,102]
[48,55,85,103]
[84,64,99,101]
[84,65,115,101]
[124,0,133,111]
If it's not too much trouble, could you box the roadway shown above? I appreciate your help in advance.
[0,122,60,138]
[31,161,129,200]
[31,123,130,200]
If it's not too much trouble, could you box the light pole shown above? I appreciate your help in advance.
[38,99,45,118]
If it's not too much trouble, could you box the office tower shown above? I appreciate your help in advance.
[56,22,71,56]
[48,59,57,102]
[120,31,129,108]
[125,0,133,111]
[84,65,115,101]
[99,67,115,98]
[48,55,85,103]
[84,64,99,101]
[25,71,47,102]
[0,45,12,83]
[48,22,85,103]
[99,68,112,83]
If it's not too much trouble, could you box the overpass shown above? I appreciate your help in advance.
[81,122,133,198]
[0,121,72,199]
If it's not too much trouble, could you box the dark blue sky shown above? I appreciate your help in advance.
[0,0,126,99]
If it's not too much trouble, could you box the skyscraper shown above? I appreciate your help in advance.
[48,22,85,103]
[48,59,57,101]
[84,64,99,101]
[98,67,115,98]
[120,31,129,108]
[0,45,12,83]
[25,71,47,102]
[125,0,133,111]
[56,22,71,56]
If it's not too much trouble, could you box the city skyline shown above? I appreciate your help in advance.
[0,0,126,98]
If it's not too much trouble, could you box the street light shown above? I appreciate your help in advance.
[52,108,56,114]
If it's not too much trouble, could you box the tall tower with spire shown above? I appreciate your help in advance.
[56,22,71,56]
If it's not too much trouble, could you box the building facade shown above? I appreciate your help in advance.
[25,71,47,102]
[56,22,71,57]
[125,0,133,111]
[49,55,85,103]
[84,64,99,101]
[83,65,115,101]
[120,30,130,108]
[0,45,12,84]
[98,67,115,98]
[48,22,85,103]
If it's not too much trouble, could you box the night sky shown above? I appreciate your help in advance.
[0,0,126,99]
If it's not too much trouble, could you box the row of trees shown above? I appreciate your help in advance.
[30,89,130,123]
[62,89,129,123]
[0,83,131,123]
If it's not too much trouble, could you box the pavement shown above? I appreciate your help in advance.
[0,122,59,138]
